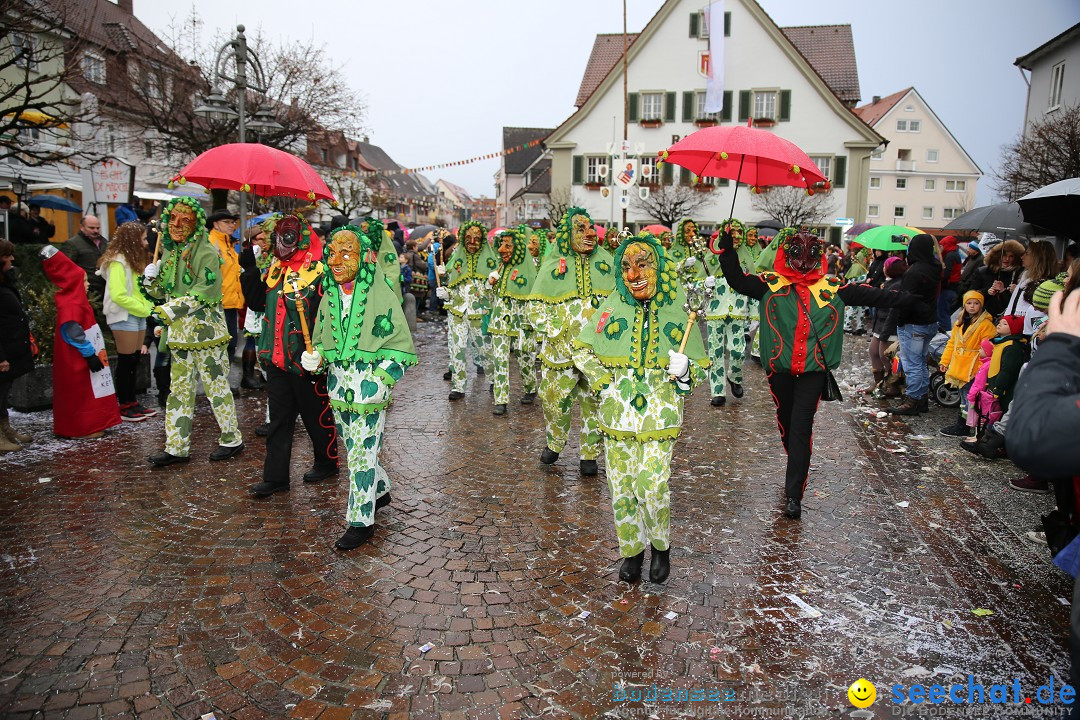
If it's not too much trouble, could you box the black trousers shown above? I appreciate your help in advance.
[766,371,826,501]
[264,366,339,485]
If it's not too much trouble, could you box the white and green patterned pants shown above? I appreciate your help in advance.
[606,439,675,557]
[706,317,746,397]
[448,314,490,392]
[165,345,241,457]
[539,365,602,459]
[745,299,760,358]
[491,332,538,404]
[337,409,390,528]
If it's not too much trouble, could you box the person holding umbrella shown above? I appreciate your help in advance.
[702,219,751,406]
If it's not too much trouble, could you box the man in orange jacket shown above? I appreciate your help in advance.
[207,210,244,370]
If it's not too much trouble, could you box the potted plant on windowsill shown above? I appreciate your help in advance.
[692,182,714,193]
[752,117,776,128]
[584,182,605,191]
[639,118,663,128]
[694,118,718,127]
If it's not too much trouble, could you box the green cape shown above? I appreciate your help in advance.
[358,217,402,299]
[312,225,416,367]
[446,220,499,288]
[530,207,615,303]
[494,227,537,299]
[673,218,707,281]
[575,233,708,370]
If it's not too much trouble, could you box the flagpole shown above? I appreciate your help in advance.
[621,0,628,229]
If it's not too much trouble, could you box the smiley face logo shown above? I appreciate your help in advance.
[848,678,876,708]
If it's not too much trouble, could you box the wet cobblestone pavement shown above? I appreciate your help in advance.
[0,317,1071,719]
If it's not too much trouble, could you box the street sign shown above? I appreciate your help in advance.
[613,159,639,188]
[833,217,854,227]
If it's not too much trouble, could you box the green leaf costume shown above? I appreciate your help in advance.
[487,227,540,404]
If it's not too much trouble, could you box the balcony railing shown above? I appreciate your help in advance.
[896,160,917,172]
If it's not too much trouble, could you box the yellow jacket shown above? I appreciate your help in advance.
[940,311,996,387]
[208,229,244,309]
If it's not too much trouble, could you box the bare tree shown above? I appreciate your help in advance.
[994,104,1080,201]
[547,187,571,226]
[749,186,838,228]
[630,185,712,228]
[323,172,371,218]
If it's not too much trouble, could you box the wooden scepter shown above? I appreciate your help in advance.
[287,271,313,354]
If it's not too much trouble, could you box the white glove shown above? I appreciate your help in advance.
[667,349,689,379]
[153,325,163,338]
[488,270,500,285]
[252,245,262,259]
[704,276,716,289]
[436,264,447,276]
[683,256,698,269]
[435,286,449,301]
[300,351,322,372]
[143,262,159,280]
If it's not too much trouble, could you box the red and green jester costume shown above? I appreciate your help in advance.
[711,227,912,519]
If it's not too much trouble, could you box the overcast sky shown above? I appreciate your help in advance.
[137,0,1078,205]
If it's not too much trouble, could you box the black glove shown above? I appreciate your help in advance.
[711,230,734,255]
[86,355,104,372]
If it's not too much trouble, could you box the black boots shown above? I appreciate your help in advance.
[649,547,670,584]
[961,427,1006,460]
[209,443,245,461]
[520,392,537,405]
[711,396,726,407]
[728,381,744,399]
[579,459,598,476]
[619,551,645,582]
[240,349,265,390]
[540,448,559,464]
[785,497,802,519]
[940,413,970,437]
[336,524,375,550]
[493,404,507,416]
[149,451,188,467]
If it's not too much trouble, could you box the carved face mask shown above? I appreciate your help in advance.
[785,231,824,276]
[497,233,514,264]
[746,228,758,247]
[659,231,673,250]
[168,204,197,244]
[527,233,540,258]
[327,230,361,285]
[464,225,483,254]
[684,221,698,243]
[570,214,596,255]
[273,216,302,261]
[621,241,658,302]
[724,222,742,245]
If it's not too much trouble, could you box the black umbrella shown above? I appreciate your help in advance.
[755,219,783,231]
[1018,177,1080,240]
[942,202,1042,239]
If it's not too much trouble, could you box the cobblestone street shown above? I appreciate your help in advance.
[0,318,1071,719]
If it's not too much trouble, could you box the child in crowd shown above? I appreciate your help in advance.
[966,315,1030,444]
[965,338,1000,437]
[939,290,996,437]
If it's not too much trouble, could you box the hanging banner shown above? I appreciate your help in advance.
[704,0,725,114]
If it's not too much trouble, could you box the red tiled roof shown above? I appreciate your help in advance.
[780,25,861,106]
[574,33,639,108]
[853,88,912,127]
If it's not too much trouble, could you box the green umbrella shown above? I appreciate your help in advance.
[850,224,922,251]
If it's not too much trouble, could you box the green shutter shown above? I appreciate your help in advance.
[717,177,730,186]
[689,12,699,37]
[829,227,841,244]
[738,90,751,121]
[724,11,731,37]
[683,91,694,122]
[572,155,583,185]
[680,167,691,186]
[628,93,639,123]
[833,155,847,188]
[662,162,673,185]
[721,90,732,122]
[779,90,791,121]
[664,92,676,122]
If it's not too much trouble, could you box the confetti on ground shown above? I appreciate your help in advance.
[787,594,823,619]
[200,714,218,720]
[578,611,590,620]
[37,478,51,483]
[887,447,909,454]
[664,611,678,620]
[419,643,434,653]
[619,599,628,605]
[1059,598,1071,606]
[971,609,994,617]
[896,501,910,508]
[875,412,888,418]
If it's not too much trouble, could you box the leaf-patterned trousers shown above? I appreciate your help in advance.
[491,331,538,404]
[336,408,390,528]
[539,365,602,459]
[448,314,490,393]
[605,438,674,557]
[164,345,241,457]
[706,317,746,397]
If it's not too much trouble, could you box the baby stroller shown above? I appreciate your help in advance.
[927,332,961,408]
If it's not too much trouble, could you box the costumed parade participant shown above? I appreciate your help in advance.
[141,198,243,466]
[436,221,497,400]
[239,226,272,434]
[574,232,708,583]
[40,246,121,439]
[531,208,615,474]
[527,225,549,268]
[738,226,763,360]
[487,228,539,415]
[701,220,751,407]
[668,219,707,287]
[300,225,416,549]
[712,227,913,519]
[249,214,339,497]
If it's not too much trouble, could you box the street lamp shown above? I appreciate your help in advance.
[10,175,27,211]
[194,24,279,240]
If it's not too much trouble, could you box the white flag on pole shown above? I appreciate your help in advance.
[704,0,725,113]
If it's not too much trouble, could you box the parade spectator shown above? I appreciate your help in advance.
[238,225,268,393]
[1003,240,1058,335]
[26,204,55,243]
[206,210,242,361]
[938,235,964,332]
[937,290,996,437]
[96,221,156,422]
[862,256,906,394]
[890,234,942,416]
[958,240,984,295]
[971,239,1024,318]
[0,238,34,453]
[60,215,108,311]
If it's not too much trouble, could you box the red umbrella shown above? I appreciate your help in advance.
[594,224,607,240]
[170,143,335,202]
[659,123,826,219]
[643,224,671,235]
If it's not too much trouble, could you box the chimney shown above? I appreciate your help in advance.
[872,95,881,104]
[362,135,370,143]
[117,0,133,13]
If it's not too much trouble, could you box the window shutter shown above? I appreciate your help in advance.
[738,90,751,121]
[832,155,847,188]
[680,167,691,186]
[664,92,676,122]
[662,162,673,185]
[683,91,694,122]
[572,155,583,185]
[829,227,841,244]
[779,90,792,121]
[724,11,731,36]
[689,12,699,38]
[717,177,730,186]
[721,90,733,122]
[628,93,639,123]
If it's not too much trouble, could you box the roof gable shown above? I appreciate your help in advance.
[853,87,911,126]
[575,33,640,107]
[1015,22,1080,69]
[502,127,552,175]
[780,25,860,106]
